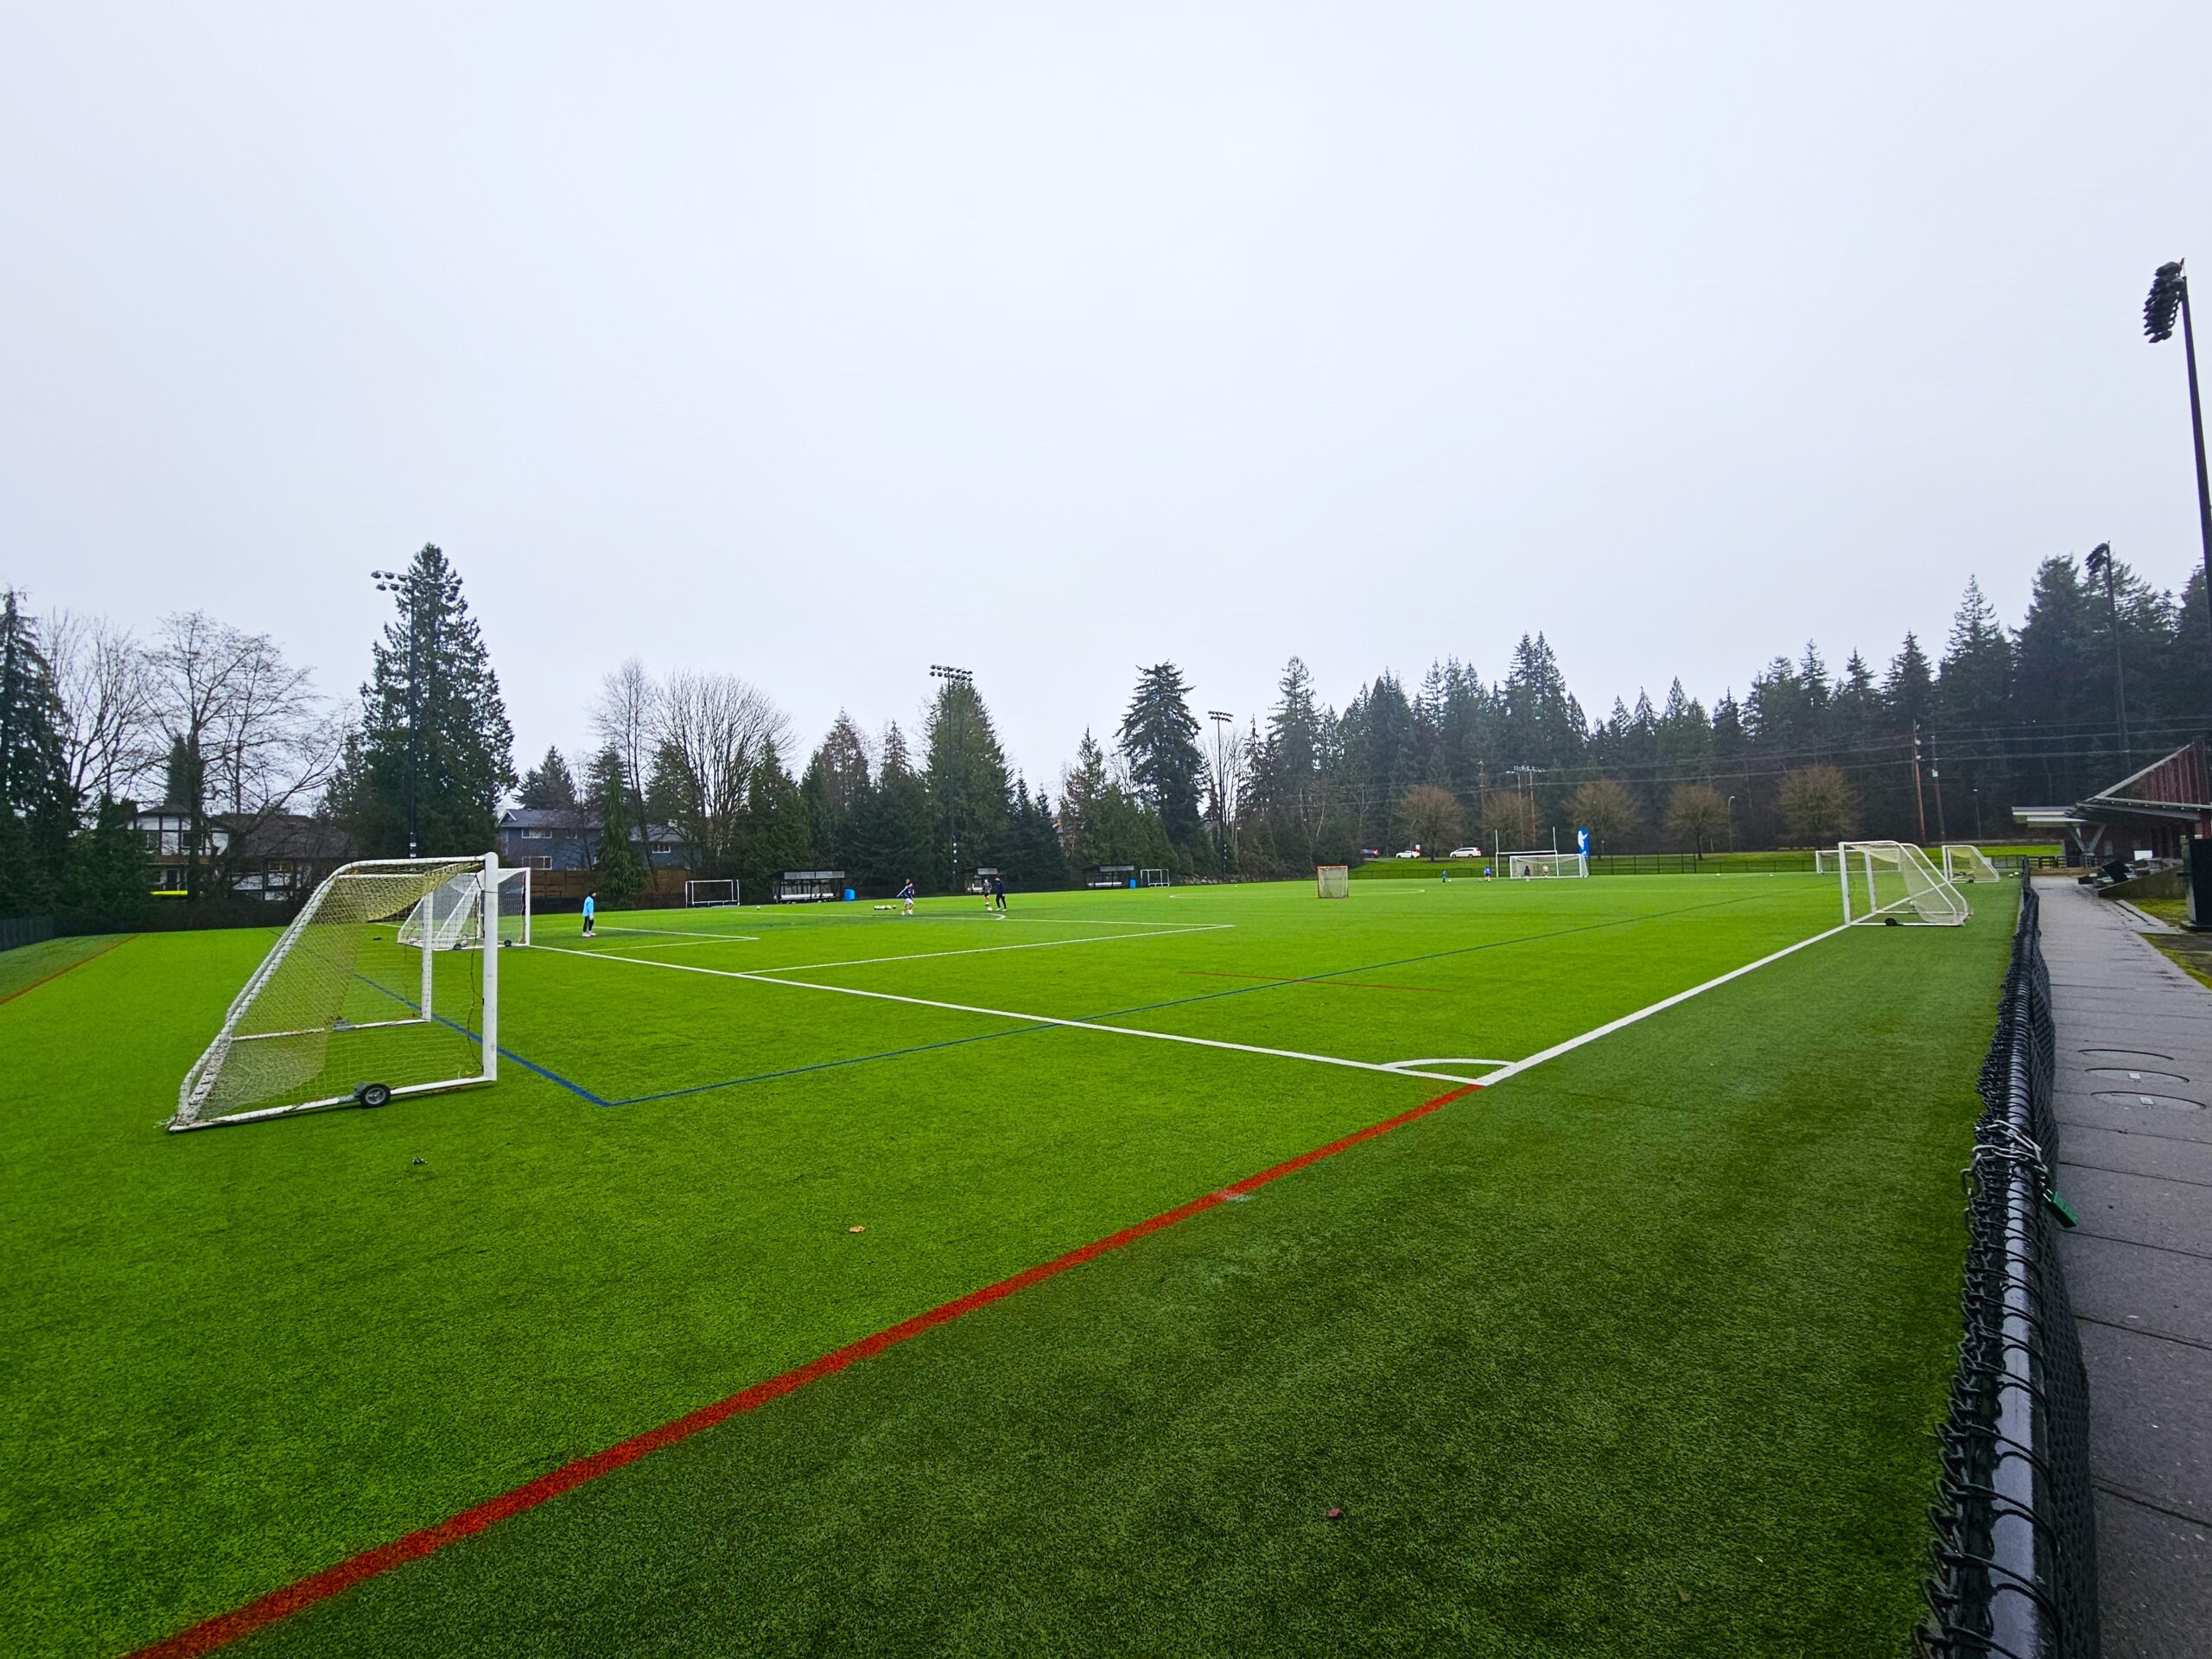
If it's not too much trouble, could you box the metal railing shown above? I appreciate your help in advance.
[1918,880,2099,1657]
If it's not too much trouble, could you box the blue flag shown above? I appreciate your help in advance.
[1576,827,1590,856]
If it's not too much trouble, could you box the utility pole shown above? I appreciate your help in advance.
[1928,730,1948,840]
[372,566,424,856]
[2145,263,2212,677]
[1910,723,1929,843]
[2086,543,2133,773]
[1206,710,1234,876]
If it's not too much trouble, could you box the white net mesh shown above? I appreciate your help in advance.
[493,866,531,944]
[1942,844,2004,883]
[1507,852,1587,877]
[1835,841,1970,925]
[173,857,494,1129]
[1317,864,1350,899]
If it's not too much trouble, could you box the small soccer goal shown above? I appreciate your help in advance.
[1941,844,2005,883]
[1507,850,1587,878]
[1139,868,1171,888]
[397,865,531,949]
[1317,863,1351,899]
[1834,841,1970,925]
[170,855,506,1132]
[685,878,739,907]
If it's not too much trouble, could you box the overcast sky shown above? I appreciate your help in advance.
[6,3,2209,788]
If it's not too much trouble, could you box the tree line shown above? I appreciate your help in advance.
[6,545,2207,919]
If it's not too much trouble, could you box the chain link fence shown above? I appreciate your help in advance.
[1918,880,2099,1657]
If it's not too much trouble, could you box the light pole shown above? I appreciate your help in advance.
[1206,710,1234,876]
[1726,793,1737,853]
[2085,543,2132,773]
[2145,261,2212,677]
[371,567,426,857]
[929,664,973,894]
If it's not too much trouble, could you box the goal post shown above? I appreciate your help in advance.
[1507,850,1588,878]
[1941,843,2004,884]
[171,854,505,1132]
[1138,868,1171,888]
[684,878,739,907]
[1316,863,1351,899]
[397,864,531,949]
[1835,841,1970,925]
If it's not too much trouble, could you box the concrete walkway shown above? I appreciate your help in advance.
[2037,876,2212,1656]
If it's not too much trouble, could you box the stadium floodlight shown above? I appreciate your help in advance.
[171,854,506,1130]
[370,567,432,856]
[2144,261,2212,675]
[1833,841,1969,925]
[2084,543,2131,770]
[929,664,975,895]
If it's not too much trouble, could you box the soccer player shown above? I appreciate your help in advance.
[897,877,916,917]
[582,891,596,938]
[990,873,1007,917]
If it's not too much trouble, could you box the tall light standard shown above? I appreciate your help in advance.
[2145,261,2212,676]
[928,664,973,894]
[371,566,429,856]
[1206,709,1235,876]
[1726,793,1737,853]
[2085,542,2131,773]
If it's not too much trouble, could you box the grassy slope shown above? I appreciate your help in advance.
[245,896,2012,1657]
[0,880,2006,1656]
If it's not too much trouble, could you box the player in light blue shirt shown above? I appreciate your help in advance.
[582,892,596,938]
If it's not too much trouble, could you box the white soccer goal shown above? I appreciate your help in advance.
[1834,841,1970,925]
[1317,863,1351,899]
[1139,868,1171,888]
[1941,843,2004,884]
[491,864,531,945]
[397,864,531,949]
[685,878,739,907]
[171,855,504,1132]
[1507,850,1588,878]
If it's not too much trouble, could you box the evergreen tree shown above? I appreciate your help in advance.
[517,746,577,810]
[592,753,645,902]
[0,591,73,912]
[1936,576,2013,838]
[802,713,874,873]
[925,679,1012,890]
[59,794,152,929]
[338,545,515,856]
[737,739,811,899]
[1116,663,1207,850]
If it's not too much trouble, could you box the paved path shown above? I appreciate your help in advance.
[2037,876,2212,1656]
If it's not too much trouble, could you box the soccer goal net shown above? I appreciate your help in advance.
[1941,843,2004,884]
[397,865,531,949]
[171,855,505,1132]
[685,878,738,907]
[1507,851,1588,878]
[1139,868,1171,888]
[1317,863,1351,899]
[1834,841,1970,925]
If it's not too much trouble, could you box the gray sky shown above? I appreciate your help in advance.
[6,3,2210,789]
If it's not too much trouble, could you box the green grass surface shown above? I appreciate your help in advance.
[0,932,130,1002]
[0,877,2012,1656]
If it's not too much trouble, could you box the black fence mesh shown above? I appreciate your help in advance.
[1918,881,2100,1658]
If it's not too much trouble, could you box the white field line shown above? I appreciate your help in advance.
[595,936,764,951]
[1384,1057,1511,1072]
[538,944,1485,1086]
[746,923,1235,975]
[1471,921,1854,1089]
[592,925,763,941]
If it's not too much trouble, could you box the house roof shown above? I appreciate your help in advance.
[498,808,683,842]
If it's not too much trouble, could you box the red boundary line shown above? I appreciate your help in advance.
[131,1083,1477,1658]
[0,933,132,1007]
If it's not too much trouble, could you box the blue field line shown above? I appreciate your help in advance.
[350,970,612,1106]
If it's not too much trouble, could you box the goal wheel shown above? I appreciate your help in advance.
[354,1082,393,1109]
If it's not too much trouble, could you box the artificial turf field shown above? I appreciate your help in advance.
[2,874,2017,1657]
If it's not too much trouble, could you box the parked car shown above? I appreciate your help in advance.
[1359,848,1382,858]
[1395,849,1422,859]
[1448,846,1484,858]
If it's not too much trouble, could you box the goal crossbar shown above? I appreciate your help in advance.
[685,878,739,907]
[1506,850,1587,878]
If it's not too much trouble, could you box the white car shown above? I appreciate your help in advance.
[1394,849,1422,859]
[1448,846,1484,859]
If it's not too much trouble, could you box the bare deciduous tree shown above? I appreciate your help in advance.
[1398,782,1462,857]
[1778,765,1859,846]
[148,612,337,898]
[1664,784,1732,854]
[48,611,156,811]
[652,669,790,874]
[1205,720,1249,867]
[1564,777,1639,855]
[593,658,663,886]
